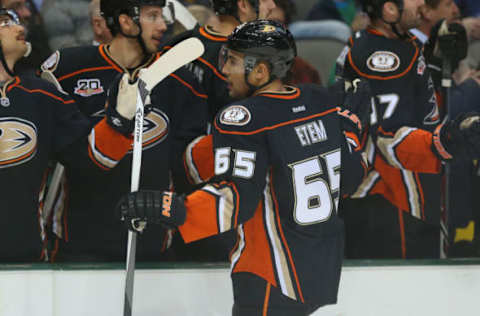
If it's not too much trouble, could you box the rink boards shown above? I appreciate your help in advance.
[0,260,479,316]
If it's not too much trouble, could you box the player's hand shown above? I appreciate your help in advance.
[433,112,480,160]
[335,78,373,149]
[117,190,186,233]
[105,73,152,136]
[424,20,468,86]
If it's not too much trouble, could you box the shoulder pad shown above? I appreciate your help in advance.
[348,31,420,79]
[41,46,104,77]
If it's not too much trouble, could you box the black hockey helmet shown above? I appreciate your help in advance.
[225,19,296,80]
[360,0,404,19]
[100,0,173,34]
[210,0,259,19]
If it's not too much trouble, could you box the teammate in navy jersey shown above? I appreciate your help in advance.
[38,0,209,262]
[117,20,371,315]
[0,9,136,262]
[337,0,480,259]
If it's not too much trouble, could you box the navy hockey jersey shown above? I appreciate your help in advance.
[179,85,366,307]
[0,76,131,262]
[40,45,208,260]
[337,28,442,222]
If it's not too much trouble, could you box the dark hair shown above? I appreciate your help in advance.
[273,0,296,25]
[425,0,442,9]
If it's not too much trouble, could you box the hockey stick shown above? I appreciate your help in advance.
[440,58,452,259]
[168,0,198,30]
[40,71,68,225]
[123,37,205,316]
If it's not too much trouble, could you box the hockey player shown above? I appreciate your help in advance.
[117,20,370,315]
[337,0,480,259]
[166,0,277,122]
[39,0,208,261]
[163,0,277,261]
[0,9,137,262]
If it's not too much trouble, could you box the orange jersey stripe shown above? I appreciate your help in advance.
[169,73,208,99]
[348,41,419,81]
[92,119,132,160]
[198,57,227,81]
[270,173,305,303]
[215,108,338,136]
[15,85,75,104]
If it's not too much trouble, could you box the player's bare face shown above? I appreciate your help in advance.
[399,0,424,30]
[0,16,27,62]
[221,50,250,99]
[139,6,167,53]
[429,0,461,23]
[259,0,277,19]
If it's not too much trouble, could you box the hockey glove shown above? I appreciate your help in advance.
[424,19,468,88]
[117,190,186,233]
[433,112,480,161]
[105,73,151,136]
[334,78,373,150]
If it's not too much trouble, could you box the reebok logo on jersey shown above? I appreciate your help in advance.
[74,79,104,97]
[367,51,400,72]
[0,117,37,169]
[292,105,306,113]
[220,105,251,126]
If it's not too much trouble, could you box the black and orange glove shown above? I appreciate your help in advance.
[117,190,186,233]
[433,112,480,161]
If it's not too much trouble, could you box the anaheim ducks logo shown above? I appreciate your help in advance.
[220,105,251,126]
[128,108,169,152]
[0,117,38,168]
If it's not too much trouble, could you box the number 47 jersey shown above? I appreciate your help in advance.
[179,85,366,307]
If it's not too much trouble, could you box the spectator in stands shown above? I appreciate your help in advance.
[89,0,111,45]
[42,0,92,50]
[307,0,369,32]
[455,0,480,17]
[271,0,321,85]
[2,0,51,73]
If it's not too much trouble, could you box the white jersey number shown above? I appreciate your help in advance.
[290,150,341,225]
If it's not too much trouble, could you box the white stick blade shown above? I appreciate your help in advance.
[140,37,205,91]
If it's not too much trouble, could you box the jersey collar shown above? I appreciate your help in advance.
[256,86,300,99]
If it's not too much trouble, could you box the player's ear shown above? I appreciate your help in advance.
[252,62,270,83]
[118,13,138,36]
[383,2,399,22]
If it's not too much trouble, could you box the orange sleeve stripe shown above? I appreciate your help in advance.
[88,146,109,171]
[191,135,214,182]
[198,57,227,81]
[347,43,419,81]
[215,107,338,136]
[394,129,441,173]
[92,118,132,160]
[270,172,305,303]
[15,85,75,104]
[179,190,219,243]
